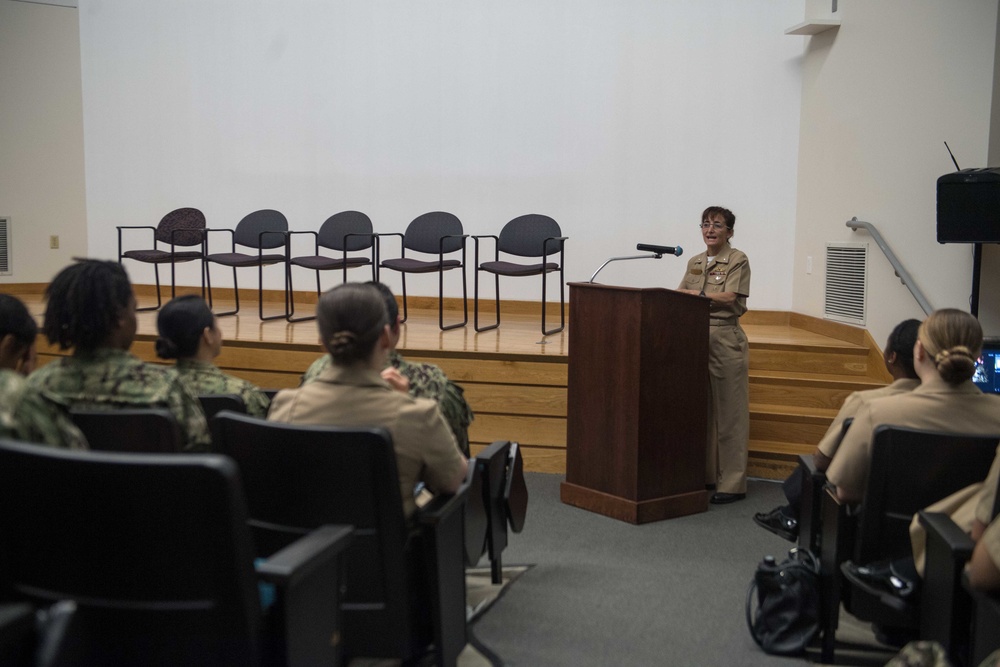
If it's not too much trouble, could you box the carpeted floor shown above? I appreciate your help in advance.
[470,473,897,667]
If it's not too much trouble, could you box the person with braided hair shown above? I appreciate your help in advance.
[28,259,211,451]
[827,309,1000,505]
[269,282,468,519]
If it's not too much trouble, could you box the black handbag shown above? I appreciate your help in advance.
[745,546,821,655]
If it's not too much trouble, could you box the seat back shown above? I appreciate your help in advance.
[234,210,288,250]
[317,211,374,252]
[474,441,511,566]
[210,413,416,659]
[403,212,463,254]
[69,407,182,453]
[856,426,1000,564]
[154,207,206,247]
[0,440,262,667]
[497,214,562,258]
[199,394,247,421]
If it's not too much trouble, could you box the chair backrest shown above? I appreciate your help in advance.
[497,214,562,258]
[472,441,511,565]
[402,212,463,254]
[69,407,182,453]
[210,412,415,658]
[0,439,262,667]
[199,394,247,421]
[155,207,206,247]
[234,209,288,250]
[856,426,1000,564]
[317,211,374,252]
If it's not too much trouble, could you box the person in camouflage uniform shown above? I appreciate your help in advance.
[300,282,474,456]
[155,295,270,417]
[0,294,86,449]
[27,260,210,452]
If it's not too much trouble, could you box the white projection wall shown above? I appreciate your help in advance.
[79,0,802,306]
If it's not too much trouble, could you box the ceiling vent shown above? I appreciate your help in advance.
[0,218,10,276]
[824,242,867,325]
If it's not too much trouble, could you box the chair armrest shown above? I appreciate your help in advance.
[203,228,235,254]
[921,511,975,557]
[920,510,976,653]
[116,225,156,231]
[799,453,821,477]
[416,464,474,527]
[472,235,498,265]
[256,524,353,587]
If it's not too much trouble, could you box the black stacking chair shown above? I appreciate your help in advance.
[210,412,472,667]
[470,441,529,584]
[198,394,247,421]
[285,211,376,322]
[817,426,999,663]
[473,214,567,335]
[69,407,182,453]
[204,209,288,320]
[377,212,468,331]
[0,439,352,667]
[117,208,206,311]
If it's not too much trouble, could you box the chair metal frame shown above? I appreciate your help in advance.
[117,208,206,312]
[285,211,377,323]
[472,214,567,336]
[203,209,289,321]
[376,212,468,331]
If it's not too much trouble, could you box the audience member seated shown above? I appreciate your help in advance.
[27,259,210,451]
[270,282,468,518]
[300,281,475,456]
[969,512,1000,592]
[155,294,270,417]
[754,318,921,541]
[0,294,86,449]
[831,309,1000,598]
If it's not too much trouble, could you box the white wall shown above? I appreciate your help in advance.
[0,0,88,285]
[792,0,1000,342]
[77,0,803,306]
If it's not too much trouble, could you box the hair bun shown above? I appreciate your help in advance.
[327,331,358,356]
[154,337,179,360]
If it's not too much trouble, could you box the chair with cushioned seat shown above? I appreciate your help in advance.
[473,214,567,335]
[69,407,182,453]
[203,209,288,320]
[0,438,353,667]
[117,208,206,311]
[285,211,376,322]
[377,212,468,331]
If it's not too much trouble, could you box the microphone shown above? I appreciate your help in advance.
[636,243,683,257]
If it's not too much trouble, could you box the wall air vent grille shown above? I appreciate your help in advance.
[0,218,10,276]
[824,242,867,325]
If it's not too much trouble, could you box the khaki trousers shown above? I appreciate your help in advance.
[707,322,750,493]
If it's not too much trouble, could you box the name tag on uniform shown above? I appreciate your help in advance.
[690,269,703,276]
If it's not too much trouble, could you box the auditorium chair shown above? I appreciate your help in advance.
[0,439,353,667]
[816,426,999,663]
[797,418,854,555]
[203,209,289,320]
[117,207,206,311]
[376,211,468,331]
[469,441,529,584]
[210,412,473,667]
[285,211,377,322]
[472,214,567,336]
[69,407,182,453]
[198,393,247,421]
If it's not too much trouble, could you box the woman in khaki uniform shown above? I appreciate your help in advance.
[677,206,751,504]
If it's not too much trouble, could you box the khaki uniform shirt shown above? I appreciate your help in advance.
[678,244,751,319]
[28,348,211,452]
[976,446,1000,525]
[0,369,87,450]
[302,351,474,456]
[817,378,920,458]
[827,377,1000,501]
[170,359,271,418]
[982,513,1000,573]
[270,364,466,518]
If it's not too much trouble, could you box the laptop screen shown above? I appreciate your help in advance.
[973,340,1000,394]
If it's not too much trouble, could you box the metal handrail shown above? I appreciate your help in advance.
[846,217,933,315]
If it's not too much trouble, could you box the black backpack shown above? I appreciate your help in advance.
[745,547,821,655]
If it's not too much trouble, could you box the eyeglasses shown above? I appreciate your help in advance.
[700,222,729,231]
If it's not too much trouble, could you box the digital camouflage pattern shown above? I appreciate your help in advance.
[170,359,270,417]
[0,369,87,450]
[28,348,211,452]
[302,350,473,455]
[886,641,1000,667]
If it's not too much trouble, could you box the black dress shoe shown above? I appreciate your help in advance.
[841,560,918,611]
[753,506,798,542]
[709,492,746,504]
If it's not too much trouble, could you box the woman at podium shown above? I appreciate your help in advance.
[677,206,752,504]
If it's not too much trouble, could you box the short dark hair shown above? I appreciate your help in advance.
[155,295,215,360]
[886,319,920,378]
[0,294,38,349]
[317,283,388,365]
[702,206,736,230]
[43,259,133,352]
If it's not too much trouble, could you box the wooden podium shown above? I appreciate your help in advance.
[560,282,710,524]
